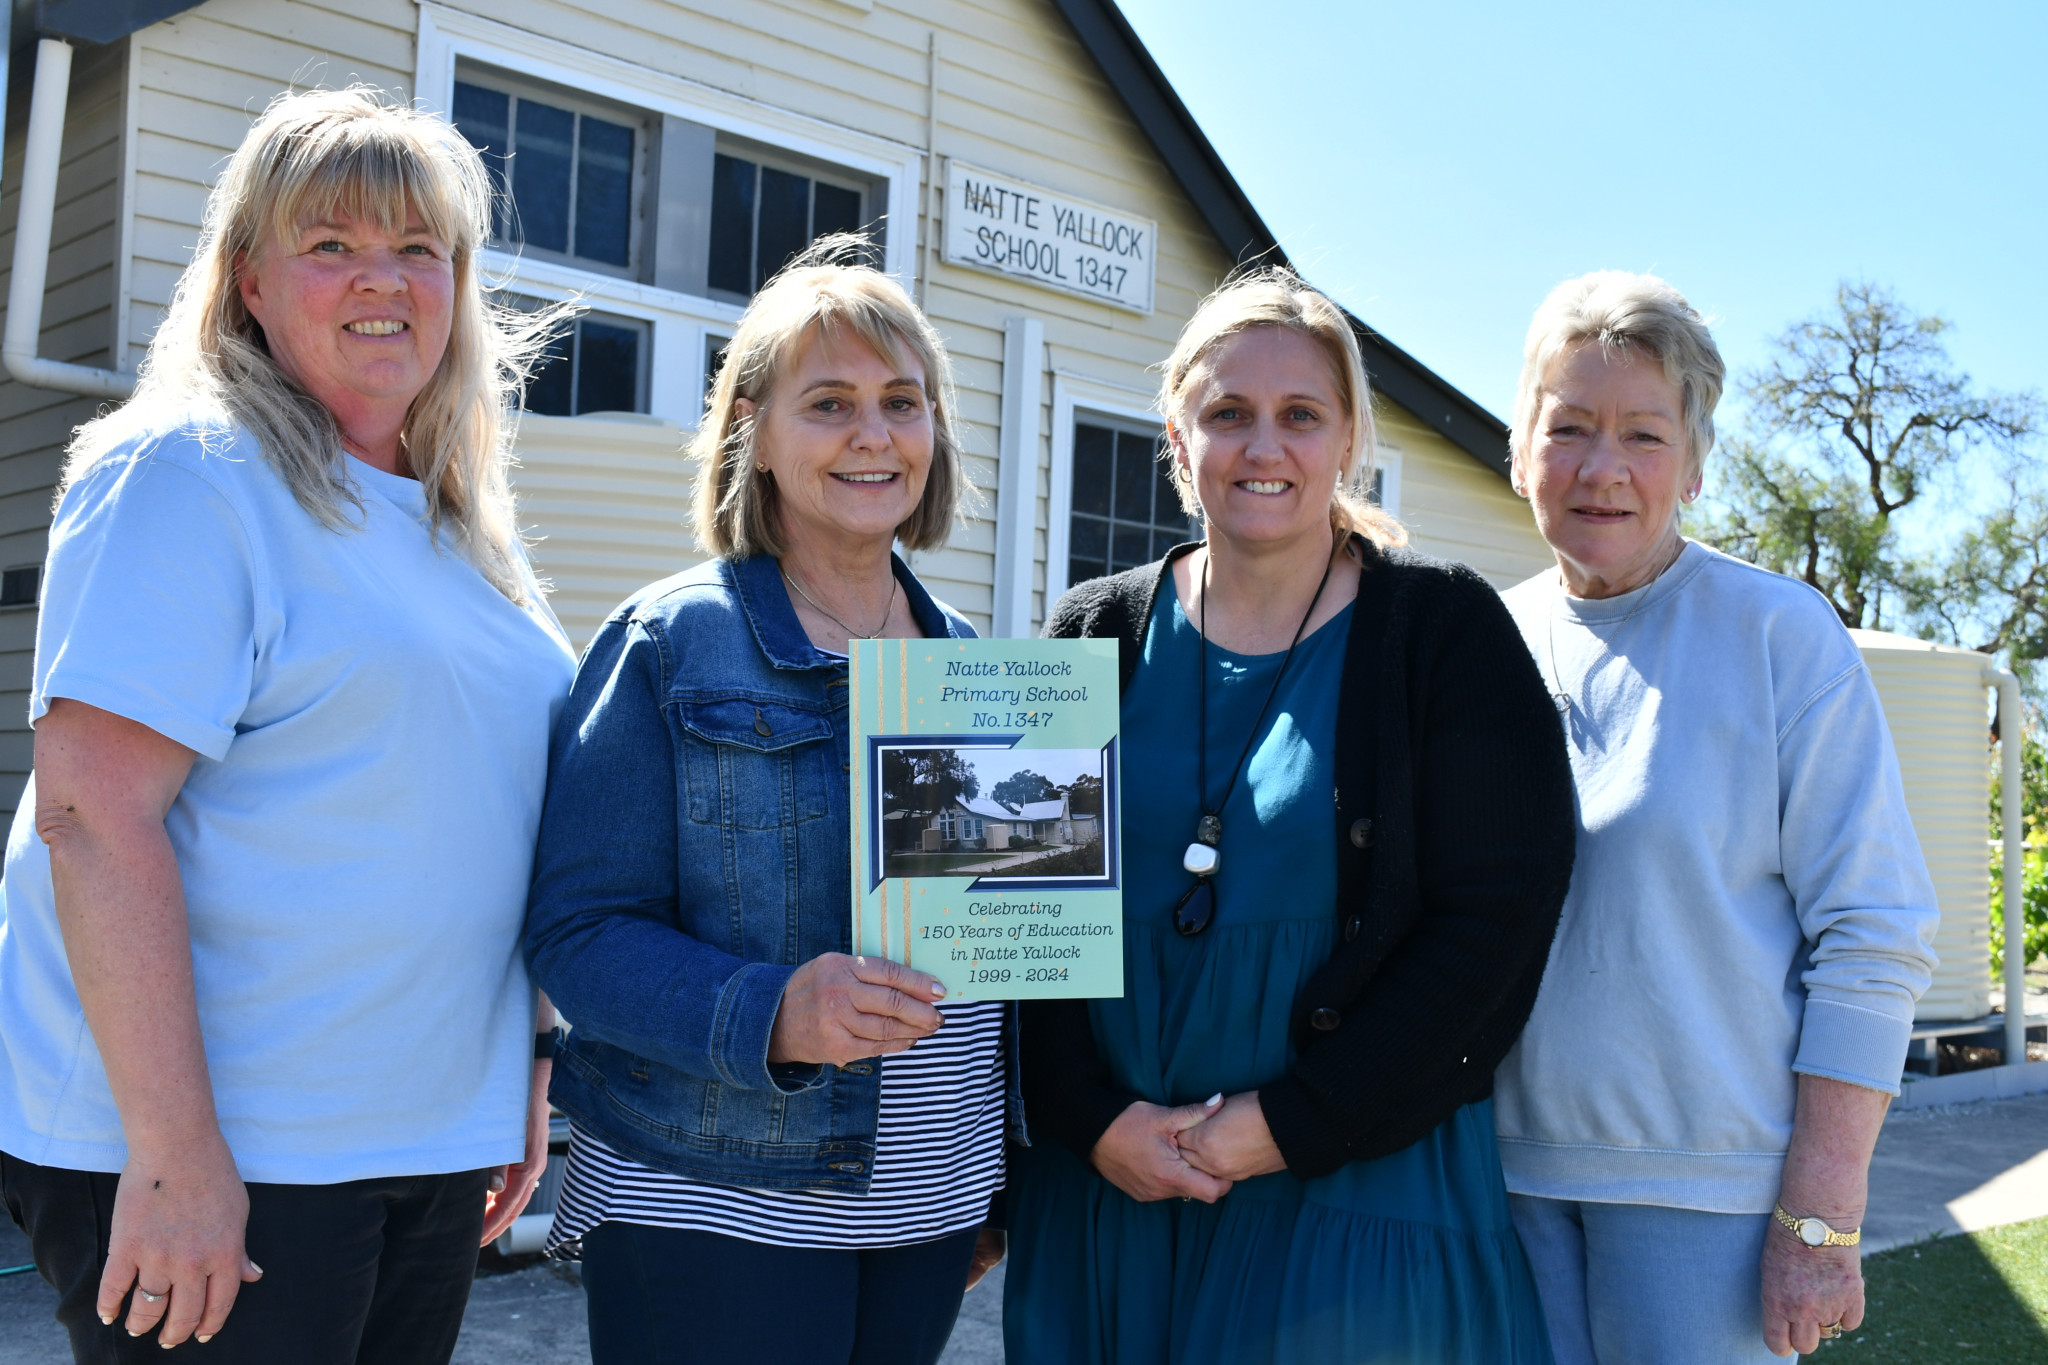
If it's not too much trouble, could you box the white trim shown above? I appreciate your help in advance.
[480,249,740,426]
[1374,442,1404,518]
[1045,371,1163,606]
[992,316,1044,639]
[415,4,921,282]
[415,4,924,424]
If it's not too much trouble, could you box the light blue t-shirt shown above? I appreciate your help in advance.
[0,415,576,1184]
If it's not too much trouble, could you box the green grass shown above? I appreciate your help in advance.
[1840,1217,2048,1360]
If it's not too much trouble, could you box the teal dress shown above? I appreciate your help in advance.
[1004,590,1553,1365]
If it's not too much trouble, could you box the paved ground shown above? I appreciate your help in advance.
[0,1224,1003,1364]
[3,1091,2039,1363]
[1862,1090,2048,1252]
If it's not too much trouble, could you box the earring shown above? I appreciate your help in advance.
[756,464,768,474]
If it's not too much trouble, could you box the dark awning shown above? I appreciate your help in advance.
[34,0,206,46]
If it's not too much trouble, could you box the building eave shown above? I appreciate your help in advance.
[33,0,206,45]
[1048,0,1512,479]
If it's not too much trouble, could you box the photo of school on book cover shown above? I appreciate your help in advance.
[849,637,1123,1000]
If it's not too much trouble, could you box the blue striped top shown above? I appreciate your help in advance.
[547,999,1006,1251]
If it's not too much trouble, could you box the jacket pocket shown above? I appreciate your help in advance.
[678,695,837,829]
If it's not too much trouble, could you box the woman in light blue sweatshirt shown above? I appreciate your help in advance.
[1492,271,1939,1365]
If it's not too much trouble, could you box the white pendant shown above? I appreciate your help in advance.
[1183,842,1220,876]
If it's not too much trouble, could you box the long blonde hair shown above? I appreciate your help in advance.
[691,237,967,558]
[1159,266,1404,548]
[63,87,565,601]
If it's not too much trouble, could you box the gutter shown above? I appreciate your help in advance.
[2,31,136,398]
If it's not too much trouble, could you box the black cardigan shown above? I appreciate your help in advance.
[1022,539,1576,1179]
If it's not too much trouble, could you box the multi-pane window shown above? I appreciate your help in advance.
[524,309,650,417]
[453,78,641,275]
[1067,421,1198,587]
[937,812,985,841]
[708,152,868,296]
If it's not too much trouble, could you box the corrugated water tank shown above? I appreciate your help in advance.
[1850,629,1994,1022]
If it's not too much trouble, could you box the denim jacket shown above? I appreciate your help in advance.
[525,553,1021,1194]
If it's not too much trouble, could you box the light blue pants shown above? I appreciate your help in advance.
[1508,1195,1782,1365]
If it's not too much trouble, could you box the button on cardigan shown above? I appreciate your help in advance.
[1021,540,1577,1178]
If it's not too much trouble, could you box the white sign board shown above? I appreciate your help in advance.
[943,163,1155,314]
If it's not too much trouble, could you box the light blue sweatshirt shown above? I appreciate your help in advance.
[1493,541,1939,1214]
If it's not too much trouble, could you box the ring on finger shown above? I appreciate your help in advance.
[136,1286,168,1304]
[1818,1322,1845,1339]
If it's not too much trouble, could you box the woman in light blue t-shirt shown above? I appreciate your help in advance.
[0,90,575,1362]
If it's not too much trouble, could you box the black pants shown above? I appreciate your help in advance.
[580,1220,980,1365]
[1,1150,490,1364]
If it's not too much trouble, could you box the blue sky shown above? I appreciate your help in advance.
[1116,1,2045,429]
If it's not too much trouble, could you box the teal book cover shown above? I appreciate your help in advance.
[848,636,1123,1000]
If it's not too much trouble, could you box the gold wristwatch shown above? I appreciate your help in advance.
[1774,1203,1861,1248]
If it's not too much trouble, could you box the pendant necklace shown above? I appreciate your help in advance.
[1542,541,1683,716]
[1173,544,1338,937]
[783,568,897,642]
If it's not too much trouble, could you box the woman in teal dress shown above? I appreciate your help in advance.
[1006,268,1574,1364]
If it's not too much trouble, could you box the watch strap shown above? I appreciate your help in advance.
[1773,1202,1861,1247]
[534,1028,558,1061]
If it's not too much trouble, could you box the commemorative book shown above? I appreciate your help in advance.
[848,636,1123,1001]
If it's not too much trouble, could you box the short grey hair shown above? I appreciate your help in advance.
[1511,271,1726,480]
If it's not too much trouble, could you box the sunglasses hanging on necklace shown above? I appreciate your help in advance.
[1173,544,1338,937]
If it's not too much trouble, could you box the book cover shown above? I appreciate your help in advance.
[848,636,1123,1000]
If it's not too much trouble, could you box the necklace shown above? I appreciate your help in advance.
[1173,542,1339,937]
[783,568,897,642]
[1542,541,1684,715]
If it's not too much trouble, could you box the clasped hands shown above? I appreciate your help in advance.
[1090,1090,1284,1203]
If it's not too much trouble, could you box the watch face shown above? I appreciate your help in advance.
[1800,1221,1829,1247]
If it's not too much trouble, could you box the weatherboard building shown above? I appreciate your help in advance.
[0,0,1550,818]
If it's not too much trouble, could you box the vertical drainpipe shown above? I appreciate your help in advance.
[1989,667,2029,1068]
[2,36,136,398]
[993,315,1044,639]
[917,32,939,309]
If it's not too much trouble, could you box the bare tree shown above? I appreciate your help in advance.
[1701,282,2042,673]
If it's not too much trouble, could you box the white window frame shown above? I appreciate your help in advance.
[416,4,923,426]
[1373,442,1404,518]
[1045,371,1170,606]
[452,67,656,282]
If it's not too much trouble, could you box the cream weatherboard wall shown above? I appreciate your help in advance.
[0,39,131,811]
[0,0,1546,814]
[1380,410,1549,588]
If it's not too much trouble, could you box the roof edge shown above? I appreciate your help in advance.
[34,0,207,45]
[1048,0,1511,478]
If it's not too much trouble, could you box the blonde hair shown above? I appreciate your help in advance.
[691,238,966,559]
[63,86,564,601]
[1158,266,1403,549]
[1512,271,1726,480]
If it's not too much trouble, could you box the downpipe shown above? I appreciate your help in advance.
[2,37,136,399]
[1989,666,2028,1068]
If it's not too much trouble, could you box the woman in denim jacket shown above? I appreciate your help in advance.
[524,244,1010,1365]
